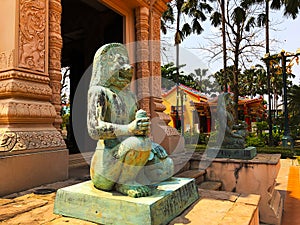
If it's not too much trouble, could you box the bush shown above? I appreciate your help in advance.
[256,121,268,137]
[256,146,297,158]
[184,132,209,145]
[246,136,265,147]
[61,113,70,129]
[262,131,283,146]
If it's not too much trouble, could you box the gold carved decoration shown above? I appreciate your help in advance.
[19,0,46,72]
[0,130,65,152]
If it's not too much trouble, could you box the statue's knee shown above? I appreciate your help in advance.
[124,149,150,165]
[122,136,151,152]
[145,157,174,183]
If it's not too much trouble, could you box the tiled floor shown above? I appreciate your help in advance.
[0,159,299,225]
[281,166,300,225]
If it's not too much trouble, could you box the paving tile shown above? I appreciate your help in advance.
[220,203,257,225]
[282,166,300,225]
[1,204,58,225]
[0,197,48,221]
[0,199,14,206]
[169,198,234,225]
[236,193,261,206]
[198,189,240,202]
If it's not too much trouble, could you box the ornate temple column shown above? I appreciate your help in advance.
[49,0,63,129]
[0,0,68,196]
[146,1,184,154]
[135,7,151,114]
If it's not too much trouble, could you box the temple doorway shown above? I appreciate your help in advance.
[61,0,124,153]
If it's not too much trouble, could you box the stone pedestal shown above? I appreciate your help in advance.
[54,178,199,225]
[207,147,257,160]
[193,154,283,225]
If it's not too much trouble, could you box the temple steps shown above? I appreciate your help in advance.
[174,169,206,185]
[199,181,222,191]
[174,169,223,191]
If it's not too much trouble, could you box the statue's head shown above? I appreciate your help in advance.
[90,43,133,89]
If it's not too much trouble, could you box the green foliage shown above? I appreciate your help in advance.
[184,132,208,145]
[213,65,268,96]
[161,0,213,44]
[288,84,300,117]
[262,131,283,146]
[161,63,206,91]
[290,124,300,139]
[61,113,70,129]
[246,136,265,147]
[256,121,268,132]
[256,147,298,159]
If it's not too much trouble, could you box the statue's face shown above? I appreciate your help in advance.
[101,46,133,89]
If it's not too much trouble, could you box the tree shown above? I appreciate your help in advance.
[161,0,214,44]
[213,65,267,97]
[245,0,300,147]
[288,84,300,131]
[240,64,267,96]
[203,2,266,122]
[161,62,203,91]
[188,68,209,92]
[210,0,228,91]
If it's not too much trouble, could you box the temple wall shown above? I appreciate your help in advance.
[0,0,180,195]
[0,0,68,196]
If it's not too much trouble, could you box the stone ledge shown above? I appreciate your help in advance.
[170,189,260,225]
[0,149,68,196]
[206,147,257,160]
[199,181,222,191]
[192,153,281,165]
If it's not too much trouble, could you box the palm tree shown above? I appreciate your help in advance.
[161,0,213,133]
[245,0,300,147]
[288,85,300,128]
[240,65,267,97]
[161,0,213,44]
[189,68,209,92]
[210,0,228,91]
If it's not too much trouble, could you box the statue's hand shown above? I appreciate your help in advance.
[151,143,168,159]
[128,117,150,136]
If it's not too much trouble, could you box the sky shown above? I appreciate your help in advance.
[161,7,300,86]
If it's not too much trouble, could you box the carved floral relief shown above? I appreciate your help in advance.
[0,130,65,152]
[19,0,47,72]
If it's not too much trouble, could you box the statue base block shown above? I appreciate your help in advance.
[54,178,199,225]
[207,146,257,159]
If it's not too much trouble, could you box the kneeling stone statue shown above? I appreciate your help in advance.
[87,43,174,198]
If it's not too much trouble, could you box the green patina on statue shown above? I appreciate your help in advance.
[216,92,245,149]
[87,43,174,198]
[208,92,256,159]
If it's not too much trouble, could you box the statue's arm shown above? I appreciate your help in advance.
[87,87,130,140]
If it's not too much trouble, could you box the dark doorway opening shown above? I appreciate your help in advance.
[61,0,124,154]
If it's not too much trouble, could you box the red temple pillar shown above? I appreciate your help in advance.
[244,104,251,130]
[207,116,211,133]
